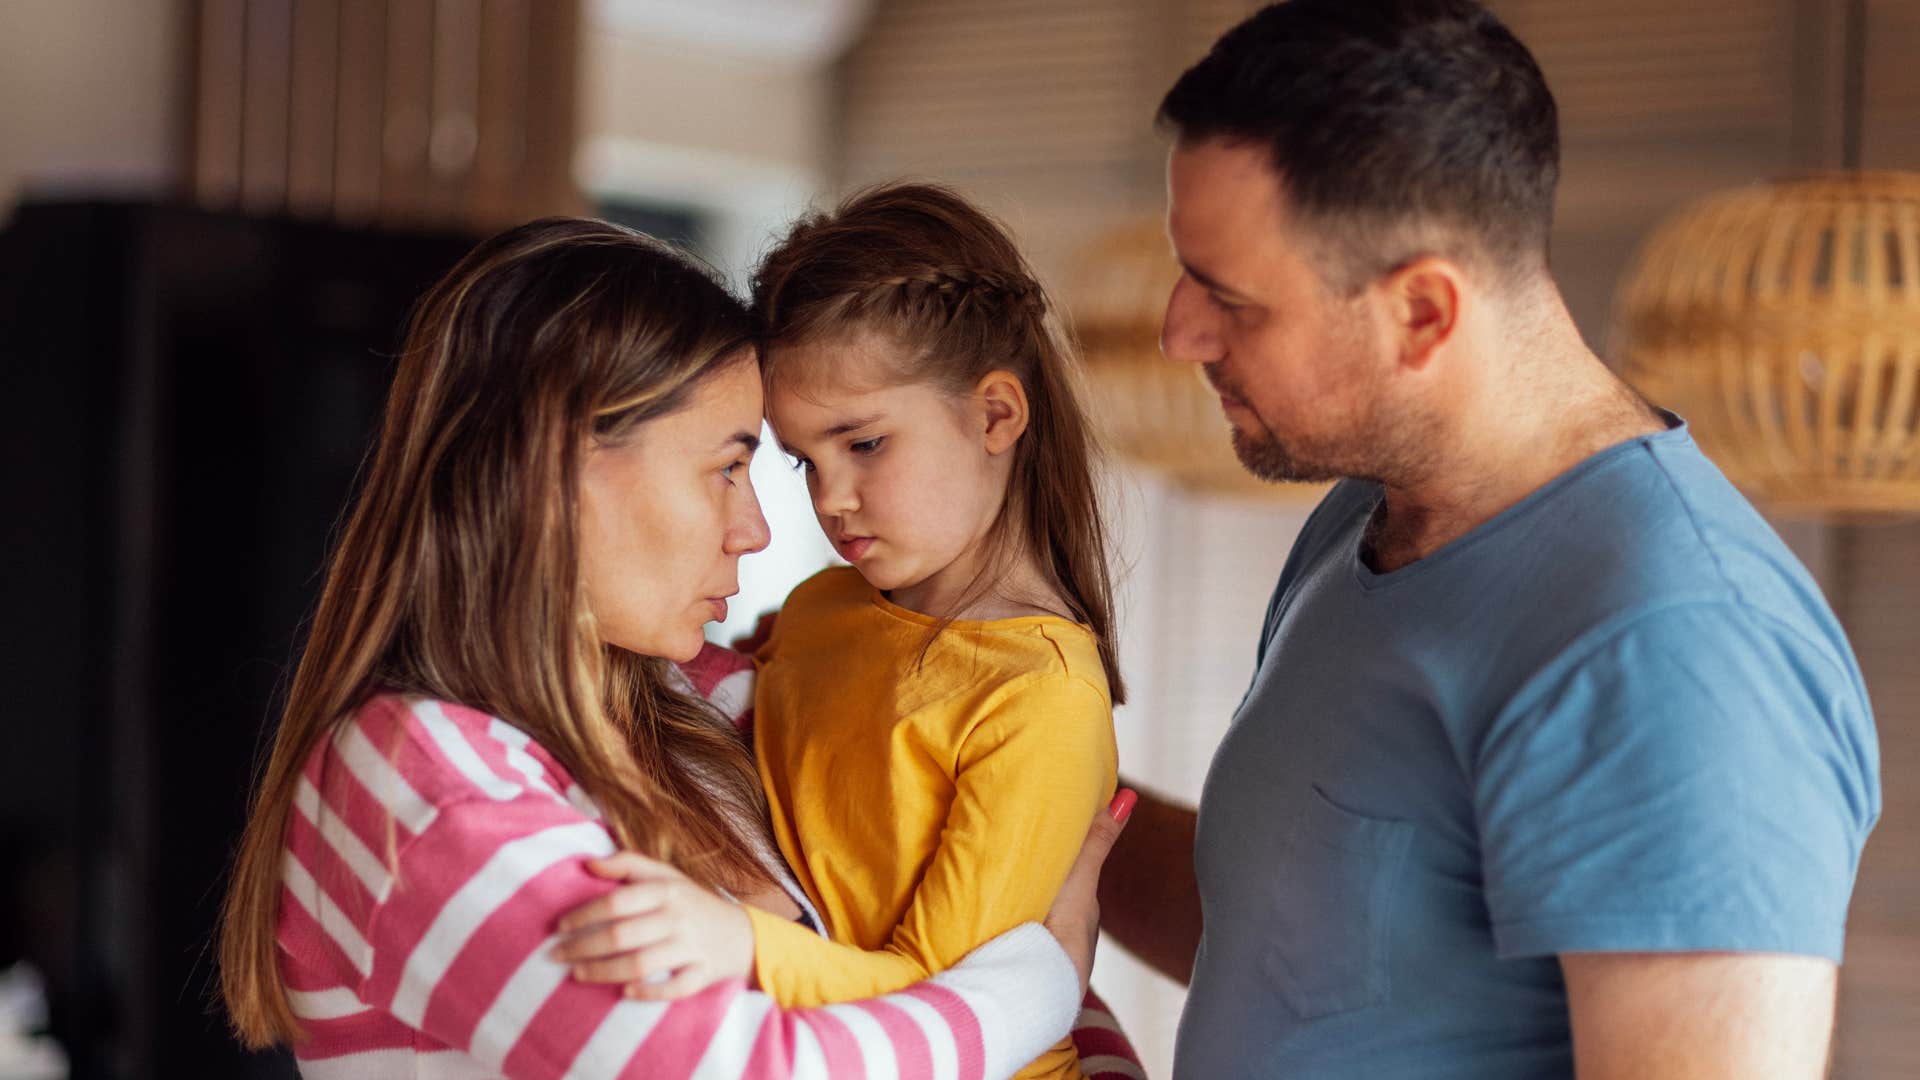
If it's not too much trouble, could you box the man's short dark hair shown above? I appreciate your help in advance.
[1159,0,1559,290]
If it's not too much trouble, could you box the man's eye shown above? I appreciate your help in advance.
[850,436,885,455]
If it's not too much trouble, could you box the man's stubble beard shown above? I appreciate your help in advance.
[1228,416,1341,483]
[1221,373,1440,489]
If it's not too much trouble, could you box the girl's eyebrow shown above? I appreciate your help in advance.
[821,413,885,439]
[770,412,887,457]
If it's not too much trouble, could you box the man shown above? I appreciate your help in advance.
[1097,1,1882,1076]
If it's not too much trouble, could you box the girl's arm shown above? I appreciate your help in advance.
[744,673,1117,1005]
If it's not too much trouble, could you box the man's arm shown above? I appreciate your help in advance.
[1562,952,1836,1079]
[1095,782,1202,984]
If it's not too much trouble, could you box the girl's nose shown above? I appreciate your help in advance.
[812,468,859,517]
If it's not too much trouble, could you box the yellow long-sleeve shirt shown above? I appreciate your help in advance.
[747,567,1118,1080]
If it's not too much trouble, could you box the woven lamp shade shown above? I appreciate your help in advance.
[1066,220,1323,499]
[1613,172,1920,515]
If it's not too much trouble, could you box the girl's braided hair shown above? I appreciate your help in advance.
[752,182,1125,704]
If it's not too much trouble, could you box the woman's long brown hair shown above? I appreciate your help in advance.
[220,218,778,1048]
[752,183,1126,704]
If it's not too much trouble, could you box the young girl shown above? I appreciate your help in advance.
[753,183,1128,1080]
[560,184,1131,1080]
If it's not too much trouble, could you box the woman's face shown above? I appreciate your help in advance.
[578,355,771,663]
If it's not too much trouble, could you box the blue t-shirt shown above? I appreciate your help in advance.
[1173,421,1880,1079]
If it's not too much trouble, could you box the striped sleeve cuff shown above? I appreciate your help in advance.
[926,923,1080,1080]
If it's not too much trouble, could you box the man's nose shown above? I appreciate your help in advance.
[1161,274,1225,366]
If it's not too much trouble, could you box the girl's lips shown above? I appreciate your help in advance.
[838,536,875,561]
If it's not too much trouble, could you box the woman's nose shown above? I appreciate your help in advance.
[726,485,772,556]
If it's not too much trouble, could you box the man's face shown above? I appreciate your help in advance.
[1161,138,1421,484]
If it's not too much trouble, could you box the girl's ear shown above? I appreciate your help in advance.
[976,370,1030,456]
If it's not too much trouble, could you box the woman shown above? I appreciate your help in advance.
[218,217,1129,1078]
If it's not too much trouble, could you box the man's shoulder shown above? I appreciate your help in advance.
[1555,431,1840,641]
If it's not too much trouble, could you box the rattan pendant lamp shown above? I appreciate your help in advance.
[1612,3,1920,516]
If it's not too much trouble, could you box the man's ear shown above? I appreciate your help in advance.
[976,370,1031,456]
[1380,257,1463,371]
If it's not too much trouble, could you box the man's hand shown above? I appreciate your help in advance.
[552,852,755,1000]
[1045,790,1136,993]
[1095,782,1202,984]
[1562,951,1836,1078]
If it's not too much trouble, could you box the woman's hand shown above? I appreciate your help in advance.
[1044,790,1136,994]
[551,852,755,1000]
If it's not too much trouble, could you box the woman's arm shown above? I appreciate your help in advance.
[299,703,1087,1079]
[553,791,1146,1077]
[352,794,1085,1079]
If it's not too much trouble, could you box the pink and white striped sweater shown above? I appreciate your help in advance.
[276,646,1144,1079]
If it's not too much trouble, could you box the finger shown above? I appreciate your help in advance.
[625,963,713,1001]
[568,951,649,984]
[589,940,698,991]
[1063,790,1134,892]
[556,881,670,934]
[584,851,681,882]
[551,910,674,963]
[569,935,694,984]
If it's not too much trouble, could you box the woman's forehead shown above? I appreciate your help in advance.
[632,360,763,454]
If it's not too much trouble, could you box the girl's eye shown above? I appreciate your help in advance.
[850,436,885,456]
[787,453,814,474]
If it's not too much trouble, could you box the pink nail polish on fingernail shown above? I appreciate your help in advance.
[1108,789,1137,824]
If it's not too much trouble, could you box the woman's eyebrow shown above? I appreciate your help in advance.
[719,431,760,454]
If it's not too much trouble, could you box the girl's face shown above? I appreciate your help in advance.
[767,333,1024,615]
[578,355,771,662]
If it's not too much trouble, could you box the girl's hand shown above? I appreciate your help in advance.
[1044,790,1136,994]
[551,852,754,1000]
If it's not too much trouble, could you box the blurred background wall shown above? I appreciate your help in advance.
[1,1,1915,1077]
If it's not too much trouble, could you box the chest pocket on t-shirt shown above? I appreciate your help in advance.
[1262,785,1414,1020]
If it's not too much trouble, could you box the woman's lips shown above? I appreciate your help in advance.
[704,597,729,622]
[837,536,875,561]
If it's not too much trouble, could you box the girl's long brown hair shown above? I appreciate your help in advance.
[220,217,778,1048]
[752,183,1126,704]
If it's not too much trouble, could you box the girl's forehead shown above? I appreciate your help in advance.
[766,375,959,444]
[766,328,913,391]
